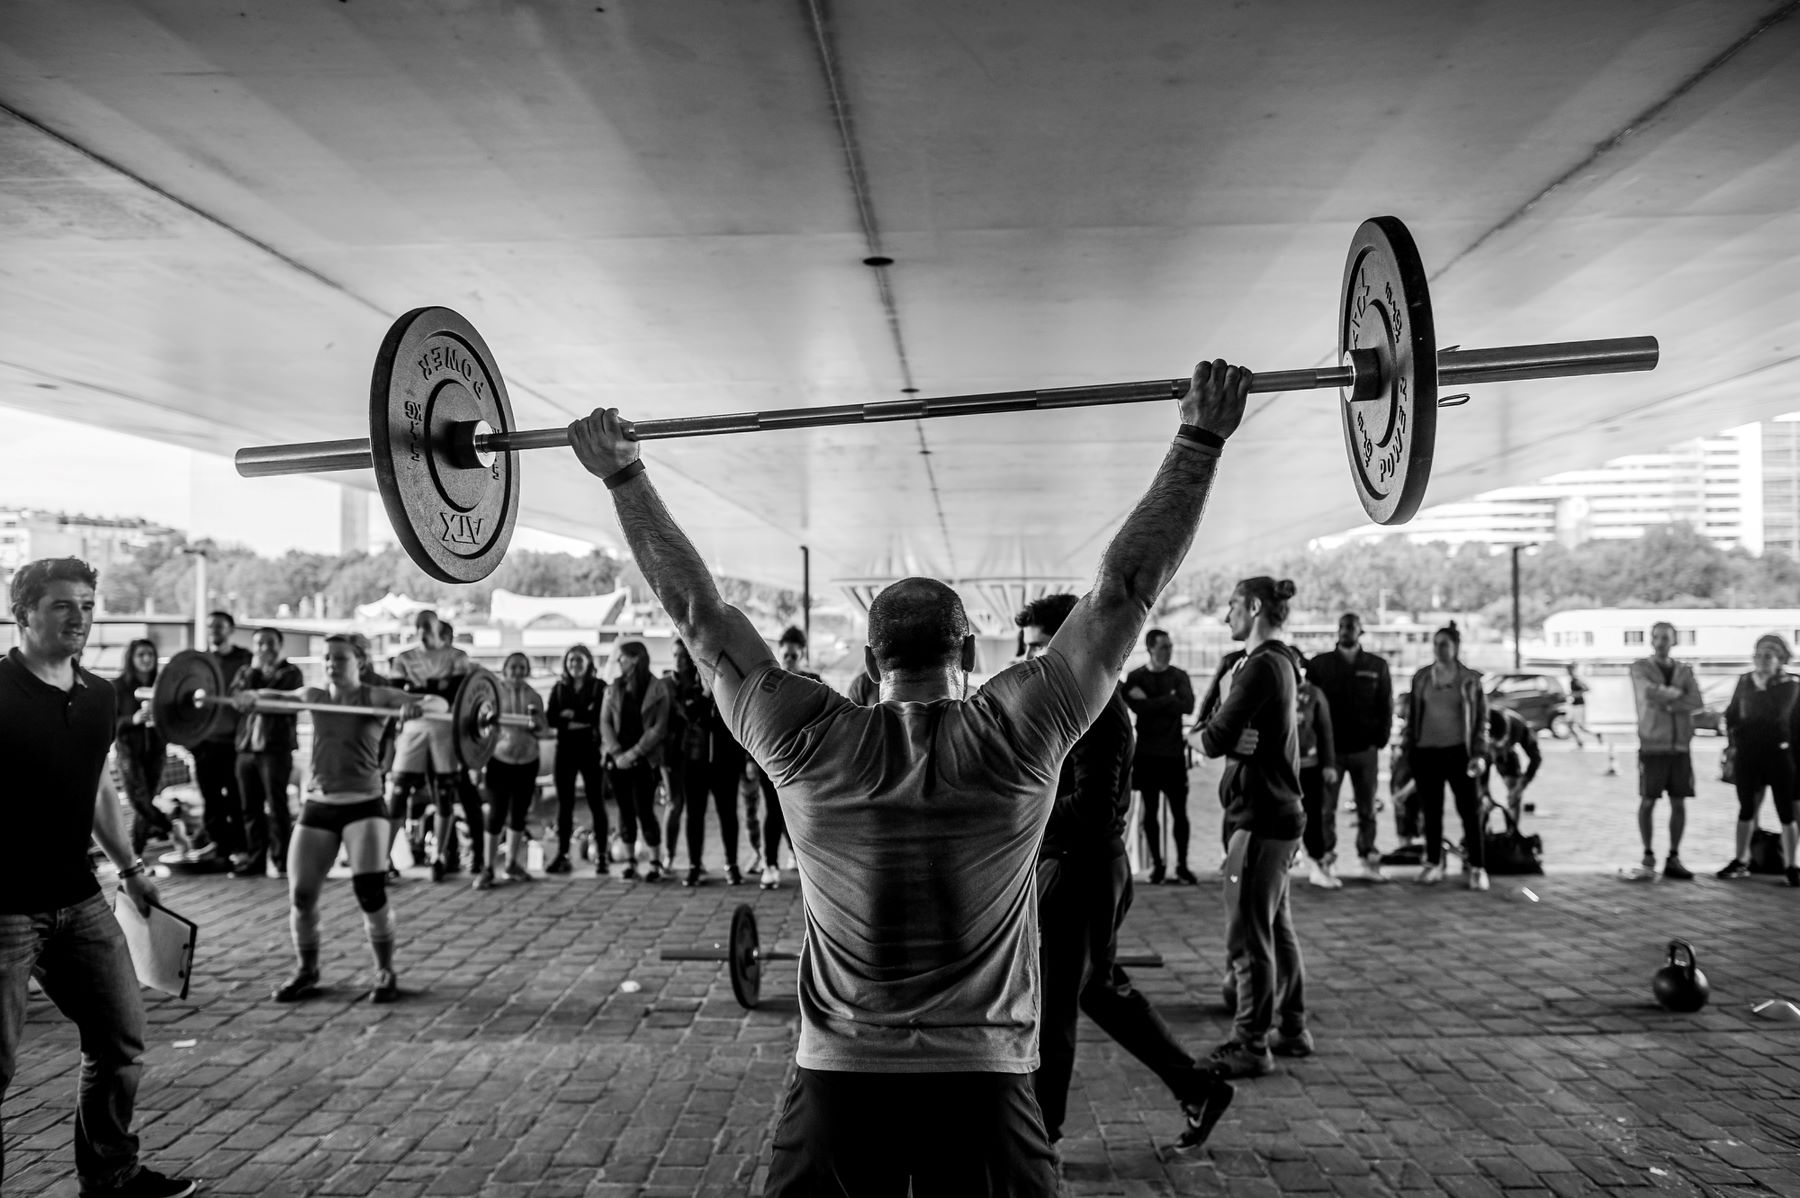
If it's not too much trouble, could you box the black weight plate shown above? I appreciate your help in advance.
[451,667,502,771]
[152,650,225,748]
[1339,216,1437,525]
[370,307,519,583]
[730,903,762,1009]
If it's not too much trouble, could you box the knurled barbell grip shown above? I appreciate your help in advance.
[231,337,1659,479]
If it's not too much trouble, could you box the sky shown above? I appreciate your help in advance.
[3,407,598,556]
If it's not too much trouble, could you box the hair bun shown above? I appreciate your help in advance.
[1275,579,1297,600]
[1448,620,1459,632]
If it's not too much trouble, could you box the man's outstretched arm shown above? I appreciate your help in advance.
[1050,359,1251,719]
[567,409,775,715]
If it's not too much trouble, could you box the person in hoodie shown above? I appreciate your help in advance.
[1196,576,1308,1080]
[1628,621,1705,880]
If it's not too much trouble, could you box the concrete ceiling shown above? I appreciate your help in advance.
[2,0,1796,602]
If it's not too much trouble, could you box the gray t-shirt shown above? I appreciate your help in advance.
[727,651,1091,1073]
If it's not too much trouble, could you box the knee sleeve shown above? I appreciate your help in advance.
[351,870,389,914]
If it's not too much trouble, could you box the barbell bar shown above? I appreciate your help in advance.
[137,685,536,728]
[660,903,1165,1011]
[228,216,1659,583]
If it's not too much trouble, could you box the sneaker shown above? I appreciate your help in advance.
[1717,859,1751,880]
[760,866,781,890]
[1786,866,1800,888]
[1270,1027,1315,1057]
[271,968,321,1003]
[229,856,266,878]
[98,1165,198,1198]
[683,867,703,888]
[1467,867,1490,892]
[1148,862,1166,885]
[1305,858,1342,889]
[620,863,640,881]
[1642,850,1657,871]
[1173,864,1198,885]
[504,862,532,883]
[429,859,446,883]
[472,869,495,891]
[726,864,743,886]
[1663,856,1694,881]
[1174,1076,1235,1151]
[1417,863,1446,885]
[1359,852,1388,883]
[594,862,610,879]
[1206,1039,1274,1079]
[369,969,400,1004]
[644,863,663,883]
[545,854,572,875]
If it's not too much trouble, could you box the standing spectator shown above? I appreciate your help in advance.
[1294,668,1341,888]
[1717,633,1800,885]
[755,626,824,890]
[229,628,304,878]
[1124,629,1196,884]
[1196,576,1309,1079]
[1629,621,1703,880]
[1566,661,1602,749]
[387,610,478,881]
[112,639,183,856]
[661,640,701,870]
[546,644,607,875]
[1304,613,1393,881]
[1402,623,1490,890]
[195,610,252,864]
[2,558,197,1198]
[677,659,749,887]
[602,640,671,881]
[475,653,547,891]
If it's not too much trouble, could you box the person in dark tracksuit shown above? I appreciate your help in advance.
[1123,629,1197,884]
[1197,576,1308,1080]
[1019,594,1233,1152]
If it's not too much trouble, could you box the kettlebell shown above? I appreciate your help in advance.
[1651,939,1710,1012]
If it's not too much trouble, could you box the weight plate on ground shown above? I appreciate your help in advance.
[152,650,225,748]
[451,667,502,772]
[370,307,519,583]
[1339,216,1437,525]
[730,903,762,1009]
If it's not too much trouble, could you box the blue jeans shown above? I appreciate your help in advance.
[0,891,145,1192]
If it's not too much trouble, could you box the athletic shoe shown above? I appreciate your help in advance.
[620,863,640,881]
[429,860,446,883]
[229,856,266,878]
[1786,866,1800,888]
[1173,864,1198,886]
[504,862,532,883]
[1270,1027,1315,1057]
[684,867,703,888]
[1148,862,1166,885]
[1359,852,1388,882]
[545,854,572,875]
[726,864,744,886]
[271,968,321,1003]
[1174,1077,1235,1151]
[1663,856,1694,880]
[472,869,495,891]
[92,1165,198,1197]
[1205,1040,1274,1079]
[1417,863,1446,885]
[369,970,400,1004]
[1716,859,1750,880]
[644,863,664,883]
[1467,867,1490,892]
[1305,858,1342,889]
[594,862,609,879]
[760,866,781,890]
[1642,851,1657,871]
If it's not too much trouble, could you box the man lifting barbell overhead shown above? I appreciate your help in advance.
[570,358,1249,1190]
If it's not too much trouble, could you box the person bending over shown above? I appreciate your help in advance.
[2,558,195,1197]
[1484,707,1542,826]
[241,634,419,1004]
[1197,577,1310,1079]
[568,358,1249,1192]
[1020,593,1233,1152]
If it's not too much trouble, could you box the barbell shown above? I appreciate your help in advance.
[232,215,1659,583]
[149,649,532,771]
[661,903,1166,1011]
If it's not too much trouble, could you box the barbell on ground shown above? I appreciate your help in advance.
[232,215,1659,583]
[661,903,1166,1010]
[149,649,531,771]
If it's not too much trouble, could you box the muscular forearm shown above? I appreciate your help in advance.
[610,475,729,647]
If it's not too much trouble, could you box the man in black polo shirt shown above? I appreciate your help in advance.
[0,558,195,1197]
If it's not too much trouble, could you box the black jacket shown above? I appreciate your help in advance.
[1041,685,1134,859]
[548,676,606,745]
[1197,641,1304,840]
[230,660,305,754]
[1303,647,1393,755]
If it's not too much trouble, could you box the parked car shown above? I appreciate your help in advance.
[1484,672,1571,738]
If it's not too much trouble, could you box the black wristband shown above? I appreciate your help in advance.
[603,459,646,491]
[118,859,146,880]
[1176,424,1226,450]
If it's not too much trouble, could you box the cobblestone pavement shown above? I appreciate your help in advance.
[8,749,1800,1197]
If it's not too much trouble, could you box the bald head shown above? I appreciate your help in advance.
[868,577,971,673]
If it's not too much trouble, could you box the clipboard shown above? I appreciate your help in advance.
[111,893,198,1000]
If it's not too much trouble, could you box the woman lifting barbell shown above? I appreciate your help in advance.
[234,633,423,1004]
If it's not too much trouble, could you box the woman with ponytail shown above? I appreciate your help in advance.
[1196,576,1310,1079]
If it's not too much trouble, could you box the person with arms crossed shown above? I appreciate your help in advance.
[228,628,304,879]
[1628,622,1703,880]
[568,357,1250,1191]
[1,558,196,1197]
[195,611,252,867]
[1123,629,1197,884]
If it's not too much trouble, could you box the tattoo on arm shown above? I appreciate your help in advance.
[610,478,729,648]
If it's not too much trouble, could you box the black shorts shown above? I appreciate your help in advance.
[1638,753,1695,800]
[298,798,389,835]
[764,1067,1056,1197]
[1131,754,1189,799]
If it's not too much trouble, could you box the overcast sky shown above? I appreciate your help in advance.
[3,407,596,557]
